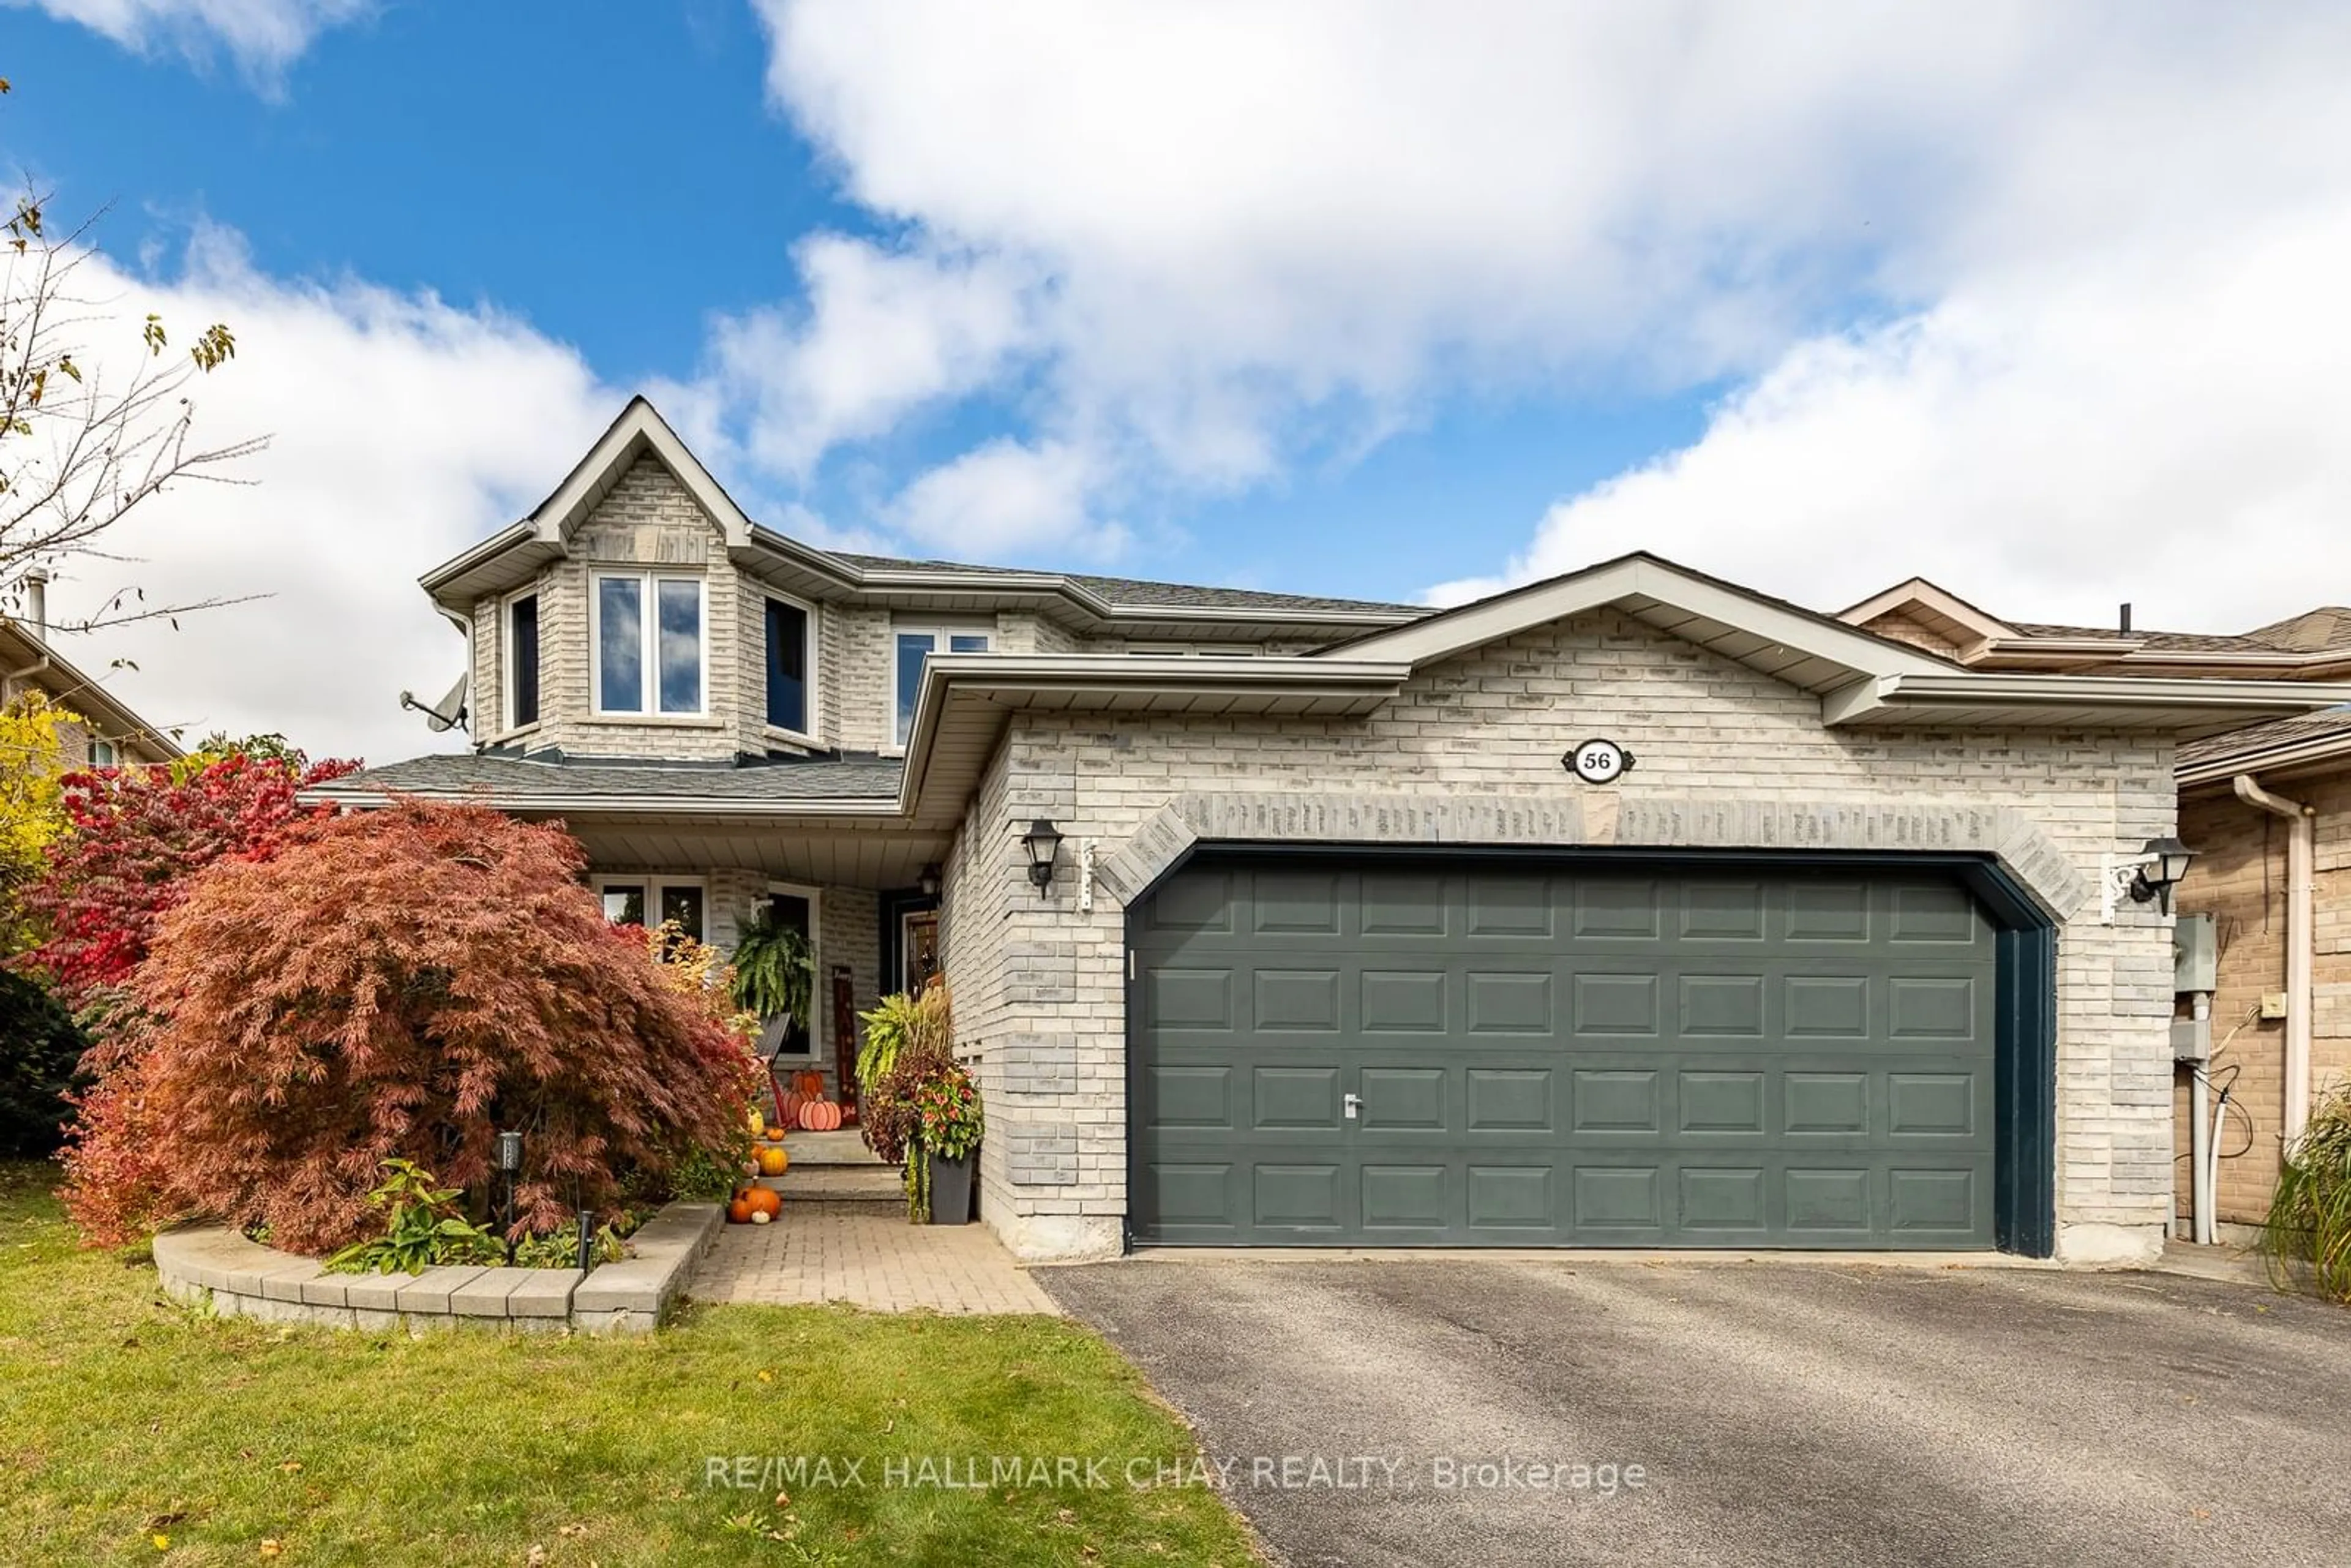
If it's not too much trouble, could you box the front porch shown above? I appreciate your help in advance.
[688,1131,1056,1315]
[566,814,950,1111]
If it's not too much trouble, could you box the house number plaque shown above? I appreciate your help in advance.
[1564,738,1633,785]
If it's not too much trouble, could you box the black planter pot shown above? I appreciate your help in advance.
[926,1147,975,1225]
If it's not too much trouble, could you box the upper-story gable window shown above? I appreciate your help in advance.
[765,596,813,737]
[594,573,705,716]
[893,625,991,747]
[506,591,541,729]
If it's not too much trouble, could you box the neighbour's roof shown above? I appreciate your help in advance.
[2177,705,2351,786]
[0,618,183,760]
[829,552,1420,617]
[313,751,905,806]
[2007,622,2293,655]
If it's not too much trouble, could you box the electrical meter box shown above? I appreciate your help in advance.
[2173,913,2218,996]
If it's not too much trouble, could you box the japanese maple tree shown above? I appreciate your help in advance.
[62,800,759,1253]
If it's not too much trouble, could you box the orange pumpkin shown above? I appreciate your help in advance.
[744,1187,782,1218]
[756,1144,790,1176]
[798,1098,842,1133]
[727,1197,753,1225]
[776,1089,803,1127]
[793,1070,825,1099]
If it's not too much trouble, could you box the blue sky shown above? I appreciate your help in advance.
[2,2,1710,605]
[5,2,2351,757]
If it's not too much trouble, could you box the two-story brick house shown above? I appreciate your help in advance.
[314,399,2351,1265]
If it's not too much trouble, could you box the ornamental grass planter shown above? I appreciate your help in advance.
[925,1147,975,1225]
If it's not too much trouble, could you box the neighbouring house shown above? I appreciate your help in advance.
[1,571,182,768]
[311,399,2351,1266]
[1841,580,2351,1245]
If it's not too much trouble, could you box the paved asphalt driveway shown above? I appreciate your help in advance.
[1040,1258,2351,1568]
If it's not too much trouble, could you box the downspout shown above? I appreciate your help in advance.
[2233,775,2315,1144]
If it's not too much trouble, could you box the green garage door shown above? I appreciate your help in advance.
[1130,857,1999,1248]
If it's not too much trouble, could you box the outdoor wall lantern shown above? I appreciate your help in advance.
[918,863,943,898]
[2127,836,2197,915]
[1021,819,1064,896]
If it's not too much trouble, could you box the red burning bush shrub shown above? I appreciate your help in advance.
[27,749,359,1011]
[60,800,759,1253]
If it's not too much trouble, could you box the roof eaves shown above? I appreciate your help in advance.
[894,652,1414,817]
[1826,672,2351,729]
[0,620,184,757]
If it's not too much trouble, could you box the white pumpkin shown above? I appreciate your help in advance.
[749,1209,773,1225]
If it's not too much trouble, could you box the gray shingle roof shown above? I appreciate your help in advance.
[831,551,1422,615]
[2178,705,2351,770]
[2007,622,2290,654]
[312,751,904,804]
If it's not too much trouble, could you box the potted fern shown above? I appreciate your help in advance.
[730,905,815,1054]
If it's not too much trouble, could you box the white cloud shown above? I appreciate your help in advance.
[703,236,1038,478]
[34,223,614,763]
[744,2,2351,613]
[1433,200,2351,630]
[886,437,1122,560]
[4,0,369,78]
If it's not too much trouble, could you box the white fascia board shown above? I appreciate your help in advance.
[1825,672,2351,726]
[419,520,535,594]
[1338,557,1952,678]
[1093,602,1417,628]
[894,653,1411,812]
[300,784,902,817]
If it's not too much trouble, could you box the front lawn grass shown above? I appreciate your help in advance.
[0,1162,1259,1566]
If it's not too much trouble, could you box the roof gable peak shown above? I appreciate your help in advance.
[1325,551,1958,694]
[527,397,760,552]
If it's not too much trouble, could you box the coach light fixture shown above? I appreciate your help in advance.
[2127,836,2196,915]
[1021,819,1064,896]
[918,862,943,898]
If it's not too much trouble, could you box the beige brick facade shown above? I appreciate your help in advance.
[941,607,2180,1265]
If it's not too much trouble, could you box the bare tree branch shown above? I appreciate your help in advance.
[0,180,264,635]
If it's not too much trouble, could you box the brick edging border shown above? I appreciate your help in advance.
[1093,792,2091,920]
[152,1201,722,1335]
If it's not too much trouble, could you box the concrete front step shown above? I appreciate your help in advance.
[761,1128,883,1168]
[756,1163,904,1204]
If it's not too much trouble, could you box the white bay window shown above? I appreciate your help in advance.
[594,573,705,716]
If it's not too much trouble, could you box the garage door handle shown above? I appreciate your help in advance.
[1343,1093,1362,1120]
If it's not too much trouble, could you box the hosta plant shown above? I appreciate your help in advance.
[323,1160,501,1275]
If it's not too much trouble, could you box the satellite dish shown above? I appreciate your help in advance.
[397,672,470,733]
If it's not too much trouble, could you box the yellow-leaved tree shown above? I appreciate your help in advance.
[0,691,78,954]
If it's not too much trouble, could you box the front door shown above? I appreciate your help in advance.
[901,908,940,994]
